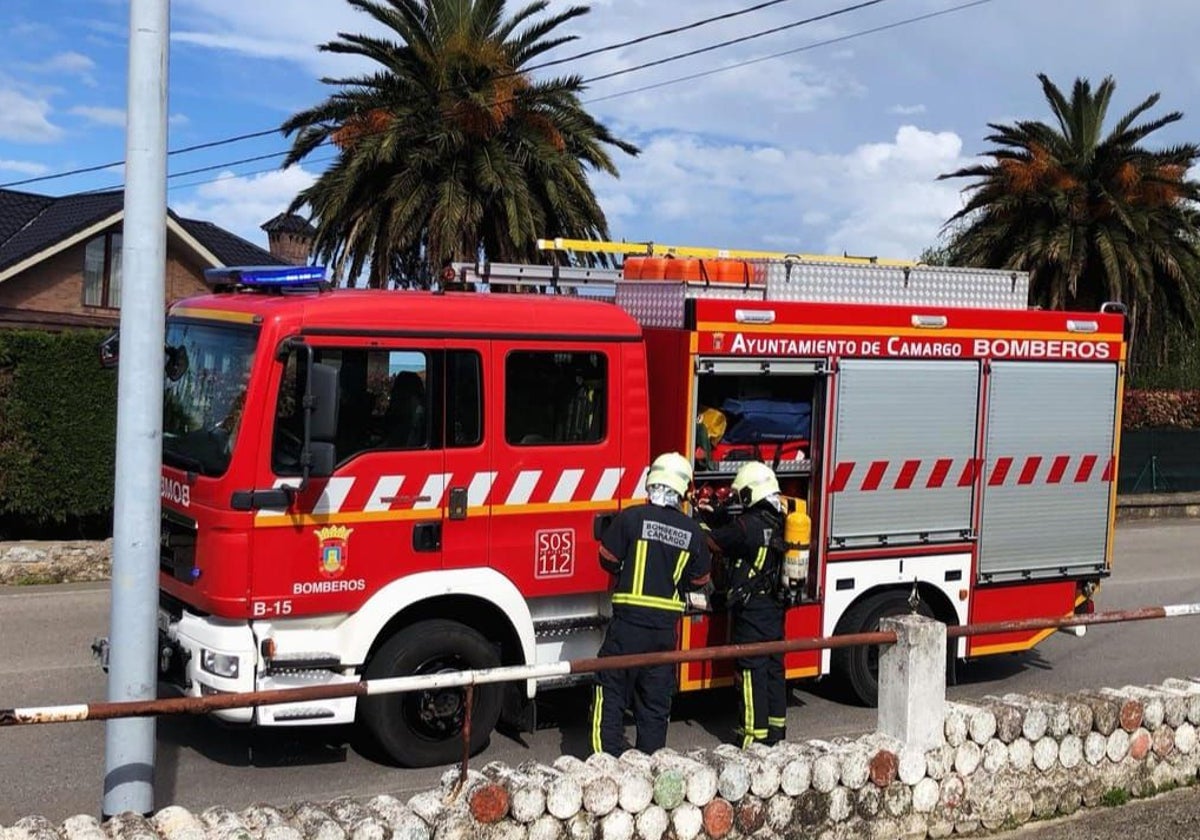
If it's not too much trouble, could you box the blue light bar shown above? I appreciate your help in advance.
[203,265,328,288]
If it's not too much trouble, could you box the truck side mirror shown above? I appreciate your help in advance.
[307,441,336,478]
[309,362,339,443]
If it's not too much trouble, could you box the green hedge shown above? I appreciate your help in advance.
[0,330,116,537]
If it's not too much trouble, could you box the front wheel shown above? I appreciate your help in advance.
[359,619,502,767]
[833,590,935,708]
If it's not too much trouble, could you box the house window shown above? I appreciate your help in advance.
[83,232,122,308]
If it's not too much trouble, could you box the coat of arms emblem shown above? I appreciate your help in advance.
[314,525,353,578]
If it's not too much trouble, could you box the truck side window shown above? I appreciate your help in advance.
[272,347,433,474]
[505,350,607,446]
[447,350,483,448]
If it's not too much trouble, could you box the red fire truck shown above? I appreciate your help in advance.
[149,244,1125,767]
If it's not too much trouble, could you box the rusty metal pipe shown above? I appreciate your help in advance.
[459,683,474,790]
[945,604,1197,638]
[4,602,1199,728]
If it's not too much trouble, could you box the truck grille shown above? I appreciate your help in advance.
[160,510,198,584]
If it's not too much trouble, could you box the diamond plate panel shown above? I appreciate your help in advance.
[615,282,687,328]
[615,281,768,327]
[763,261,1029,310]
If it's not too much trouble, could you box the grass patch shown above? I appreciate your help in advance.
[1101,788,1131,807]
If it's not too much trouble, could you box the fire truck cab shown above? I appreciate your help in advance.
[152,256,1125,767]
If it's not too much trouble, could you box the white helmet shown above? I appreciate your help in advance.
[731,461,780,508]
[646,452,693,498]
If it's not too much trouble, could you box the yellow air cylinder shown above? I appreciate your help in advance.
[783,499,811,587]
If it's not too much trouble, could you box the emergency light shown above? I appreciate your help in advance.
[203,265,329,292]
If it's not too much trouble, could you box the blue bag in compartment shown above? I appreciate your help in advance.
[721,398,811,443]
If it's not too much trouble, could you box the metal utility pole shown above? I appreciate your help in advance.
[103,0,169,818]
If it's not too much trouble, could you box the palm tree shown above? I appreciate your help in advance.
[281,0,638,288]
[939,74,1200,366]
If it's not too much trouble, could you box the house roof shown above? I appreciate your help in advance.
[261,212,316,236]
[175,217,283,267]
[0,187,286,276]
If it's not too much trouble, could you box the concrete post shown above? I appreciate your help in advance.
[102,0,169,818]
[877,614,946,752]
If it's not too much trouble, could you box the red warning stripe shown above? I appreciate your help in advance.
[828,454,1114,493]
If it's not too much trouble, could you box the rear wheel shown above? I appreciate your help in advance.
[833,590,935,707]
[360,619,502,767]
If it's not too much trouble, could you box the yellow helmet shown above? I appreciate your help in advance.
[646,452,693,497]
[731,461,780,507]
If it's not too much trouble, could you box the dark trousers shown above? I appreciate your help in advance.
[732,600,786,746]
[590,616,677,756]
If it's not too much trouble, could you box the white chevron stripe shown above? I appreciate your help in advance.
[467,472,497,507]
[592,467,624,501]
[364,475,404,512]
[413,473,451,510]
[550,469,585,503]
[312,476,355,515]
[631,467,649,500]
[506,470,542,505]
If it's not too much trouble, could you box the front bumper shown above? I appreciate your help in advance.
[158,606,359,727]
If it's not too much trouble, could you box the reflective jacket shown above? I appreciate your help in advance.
[600,504,712,629]
[710,505,785,608]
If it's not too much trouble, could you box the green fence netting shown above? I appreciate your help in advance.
[1119,429,1200,494]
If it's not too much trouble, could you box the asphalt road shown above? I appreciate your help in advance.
[2,519,1200,824]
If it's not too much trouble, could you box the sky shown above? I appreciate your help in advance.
[1,0,1199,266]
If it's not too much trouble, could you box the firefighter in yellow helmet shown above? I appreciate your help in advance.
[707,460,788,747]
[590,452,712,756]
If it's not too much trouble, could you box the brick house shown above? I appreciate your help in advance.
[0,188,315,330]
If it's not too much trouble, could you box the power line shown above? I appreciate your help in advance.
[584,0,890,84]
[80,149,293,194]
[165,156,338,193]
[2,0,885,192]
[0,127,281,190]
[521,0,804,74]
[584,0,997,104]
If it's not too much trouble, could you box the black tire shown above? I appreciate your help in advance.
[360,619,502,767]
[833,590,935,708]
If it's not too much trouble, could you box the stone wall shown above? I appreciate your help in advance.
[0,541,111,585]
[5,678,1200,840]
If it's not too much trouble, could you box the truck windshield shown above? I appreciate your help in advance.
[162,318,259,477]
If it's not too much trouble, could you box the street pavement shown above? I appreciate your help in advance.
[1002,784,1200,839]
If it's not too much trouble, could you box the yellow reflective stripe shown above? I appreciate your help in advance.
[612,593,685,612]
[591,685,603,754]
[753,546,768,571]
[768,716,787,728]
[673,550,690,585]
[742,669,754,747]
[632,540,648,596]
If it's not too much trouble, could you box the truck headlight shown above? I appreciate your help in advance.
[200,649,240,679]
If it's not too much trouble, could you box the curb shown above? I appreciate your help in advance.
[1116,493,1200,521]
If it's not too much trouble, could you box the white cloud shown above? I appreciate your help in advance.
[0,87,62,142]
[889,104,927,116]
[172,165,318,246]
[170,31,319,64]
[69,105,126,127]
[597,125,973,261]
[171,0,368,75]
[169,113,191,127]
[0,159,50,176]
[28,51,98,87]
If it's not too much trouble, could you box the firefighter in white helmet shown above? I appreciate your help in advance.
[707,460,788,747]
[590,452,712,756]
